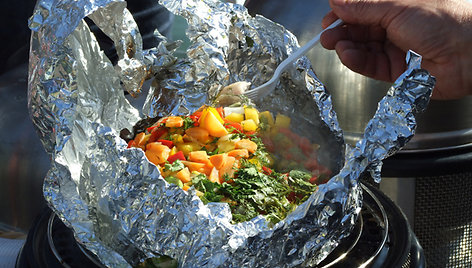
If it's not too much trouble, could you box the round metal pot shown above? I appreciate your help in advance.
[245,0,472,152]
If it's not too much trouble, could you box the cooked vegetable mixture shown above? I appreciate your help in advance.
[127,105,331,225]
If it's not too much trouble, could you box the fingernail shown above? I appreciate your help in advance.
[331,0,347,6]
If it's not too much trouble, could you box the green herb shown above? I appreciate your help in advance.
[288,170,317,203]
[192,174,224,204]
[218,161,294,225]
[163,160,184,172]
[182,116,195,131]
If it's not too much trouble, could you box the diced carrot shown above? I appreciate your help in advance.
[188,151,212,166]
[235,139,258,153]
[227,149,249,159]
[181,160,211,175]
[176,167,191,184]
[182,184,190,191]
[218,156,236,182]
[134,132,150,150]
[145,142,171,165]
[185,127,211,144]
[165,116,184,128]
[209,153,227,170]
[208,167,220,183]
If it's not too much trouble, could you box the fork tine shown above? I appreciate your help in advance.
[243,19,343,100]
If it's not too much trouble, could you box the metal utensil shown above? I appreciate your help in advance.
[244,18,343,99]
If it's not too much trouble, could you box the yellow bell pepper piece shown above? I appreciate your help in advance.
[275,113,291,128]
[201,110,228,137]
[259,111,275,126]
[241,119,258,132]
[225,112,244,123]
[244,107,260,125]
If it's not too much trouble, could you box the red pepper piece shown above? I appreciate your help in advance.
[309,175,318,185]
[223,119,243,133]
[167,151,186,164]
[146,126,157,133]
[127,140,136,148]
[157,139,173,148]
[216,107,224,118]
[262,166,273,175]
[261,137,275,152]
[192,111,203,117]
[189,115,200,126]
[148,127,168,143]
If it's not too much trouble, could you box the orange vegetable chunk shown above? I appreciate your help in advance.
[209,153,228,170]
[185,127,211,144]
[181,160,211,175]
[235,139,258,153]
[134,132,150,150]
[227,149,249,159]
[219,156,236,182]
[201,110,228,137]
[188,151,210,164]
[176,167,191,184]
[165,116,184,128]
[145,142,171,165]
[208,167,220,183]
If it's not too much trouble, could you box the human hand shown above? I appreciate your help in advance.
[320,0,472,100]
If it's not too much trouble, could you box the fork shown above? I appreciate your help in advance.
[244,18,343,99]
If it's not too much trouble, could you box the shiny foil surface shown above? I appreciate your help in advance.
[27,0,435,267]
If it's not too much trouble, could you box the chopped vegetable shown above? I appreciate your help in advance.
[165,116,184,128]
[167,151,185,164]
[126,104,331,225]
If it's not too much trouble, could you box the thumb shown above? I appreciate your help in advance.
[329,0,402,27]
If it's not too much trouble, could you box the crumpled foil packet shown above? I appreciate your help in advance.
[27,0,435,267]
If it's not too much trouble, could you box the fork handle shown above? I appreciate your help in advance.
[274,18,344,78]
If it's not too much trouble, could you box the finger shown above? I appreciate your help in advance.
[334,40,392,82]
[329,0,405,28]
[320,24,386,50]
[321,11,339,29]
[320,25,349,49]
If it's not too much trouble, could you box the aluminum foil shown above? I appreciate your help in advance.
[27,0,435,267]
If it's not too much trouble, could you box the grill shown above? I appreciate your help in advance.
[415,173,472,267]
[382,145,472,267]
[16,183,424,267]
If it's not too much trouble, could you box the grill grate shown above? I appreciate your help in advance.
[414,172,472,267]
